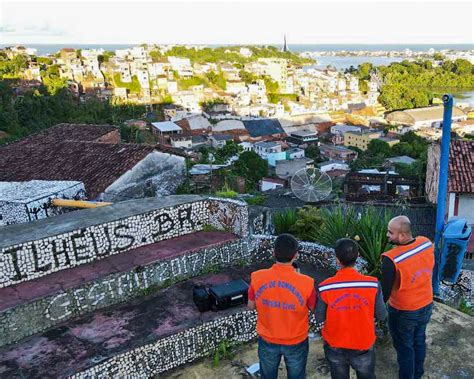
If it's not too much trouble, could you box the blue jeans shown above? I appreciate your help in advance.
[324,343,376,379]
[258,337,309,379]
[388,303,433,379]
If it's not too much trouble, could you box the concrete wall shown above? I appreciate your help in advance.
[102,151,186,202]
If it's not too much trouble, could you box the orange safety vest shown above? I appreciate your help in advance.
[319,267,378,350]
[251,264,315,345]
[382,236,434,311]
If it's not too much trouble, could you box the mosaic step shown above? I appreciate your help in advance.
[0,231,244,347]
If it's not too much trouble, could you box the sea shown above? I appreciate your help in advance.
[2,43,472,57]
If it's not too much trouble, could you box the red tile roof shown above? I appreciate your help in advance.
[0,124,160,199]
[13,123,119,144]
[0,140,156,199]
[449,140,474,193]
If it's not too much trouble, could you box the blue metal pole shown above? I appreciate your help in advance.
[433,94,453,296]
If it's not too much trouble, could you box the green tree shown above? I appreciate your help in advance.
[453,59,472,75]
[206,71,226,90]
[41,64,68,94]
[366,139,391,157]
[232,151,268,190]
[239,70,257,84]
[263,76,279,93]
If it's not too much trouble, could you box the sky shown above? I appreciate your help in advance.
[0,0,473,45]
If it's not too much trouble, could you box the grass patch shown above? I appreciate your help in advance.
[245,195,266,206]
[113,73,141,93]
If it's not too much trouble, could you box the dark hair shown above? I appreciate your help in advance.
[274,234,299,263]
[335,238,358,266]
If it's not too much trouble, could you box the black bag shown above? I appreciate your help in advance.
[209,279,249,310]
[193,285,211,312]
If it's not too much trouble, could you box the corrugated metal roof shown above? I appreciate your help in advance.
[243,119,285,138]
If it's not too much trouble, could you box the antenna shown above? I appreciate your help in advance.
[290,168,332,202]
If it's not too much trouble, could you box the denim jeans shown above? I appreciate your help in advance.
[388,303,433,379]
[258,337,309,379]
[324,342,376,379]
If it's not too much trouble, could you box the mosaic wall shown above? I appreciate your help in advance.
[0,198,248,288]
[249,234,366,272]
[0,239,252,347]
[71,310,323,378]
[0,181,86,226]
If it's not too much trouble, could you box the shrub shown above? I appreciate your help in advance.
[215,183,238,199]
[291,206,324,242]
[311,204,392,277]
[314,205,357,247]
[273,209,297,235]
[354,207,393,277]
[245,195,266,206]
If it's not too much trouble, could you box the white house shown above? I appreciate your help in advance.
[254,141,282,159]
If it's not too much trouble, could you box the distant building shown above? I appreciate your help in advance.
[151,121,183,136]
[386,155,417,166]
[254,141,282,159]
[209,134,233,149]
[286,129,319,146]
[386,105,466,129]
[331,124,363,135]
[377,136,400,147]
[275,158,314,180]
[343,130,382,150]
[286,148,305,160]
[170,134,192,149]
[319,144,358,162]
[260,177,286,192]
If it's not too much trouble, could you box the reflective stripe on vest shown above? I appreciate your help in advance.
[319,281,379,292]
[393,241,432,263]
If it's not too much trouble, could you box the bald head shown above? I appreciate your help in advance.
[387,216,413,245]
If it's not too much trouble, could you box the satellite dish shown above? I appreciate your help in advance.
[291,168,332,202]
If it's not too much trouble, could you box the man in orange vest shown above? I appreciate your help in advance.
[248,234,316,379]
[382,216,434,379]
[316,238,386,379]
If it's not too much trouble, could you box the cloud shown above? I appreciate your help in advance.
[1,24,66,37]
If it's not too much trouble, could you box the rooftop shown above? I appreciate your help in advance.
[387,155,417,165]
[2,123,118,145]
[151,121,182,133]
[255,141,280,148]
[242,118,285,138]
[290,129,317,137]
[0,140,157,199]
[449,140,474,193]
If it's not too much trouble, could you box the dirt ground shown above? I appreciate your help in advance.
[163,303,473,379]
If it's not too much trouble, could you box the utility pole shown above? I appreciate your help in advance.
[433,94,453,296]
